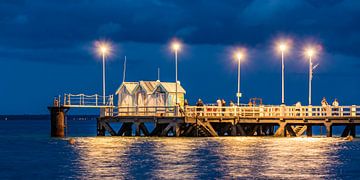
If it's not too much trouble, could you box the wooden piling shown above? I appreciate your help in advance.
[306,125,312,137]
[48,106,69,138]
[325,123,333,137]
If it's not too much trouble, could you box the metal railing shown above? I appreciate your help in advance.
[184,105,360,118]
[114,105,360,118]
[63,94,114,107]
[116,106,178,116]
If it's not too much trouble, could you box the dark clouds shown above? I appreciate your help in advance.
[1,0,360,113]
[1,0,360,53]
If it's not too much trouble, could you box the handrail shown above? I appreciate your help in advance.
[184,105,360,118]
[114,105,360,118]
[116,106,178,116]
[56,94,360,118]
[63,93,114,107]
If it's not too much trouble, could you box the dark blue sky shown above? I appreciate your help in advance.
[1,0,360,114]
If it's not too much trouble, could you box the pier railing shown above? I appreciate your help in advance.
[184,105,360,118]
[63,94,114,108]
[113,105,360,118]
[116,106,178,116]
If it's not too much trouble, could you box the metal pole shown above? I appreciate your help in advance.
[102,52,106,105]
[237,57,241,106]
[175,50,178,115]
[281,51,285,105]
[123,56,127,83]
[309,55,312,105]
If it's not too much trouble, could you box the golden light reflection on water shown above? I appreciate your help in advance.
[218,137,345,179]
[70,137,348,179]
[72,137,135,179]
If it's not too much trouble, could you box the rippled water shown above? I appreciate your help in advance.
[1,120,360,179]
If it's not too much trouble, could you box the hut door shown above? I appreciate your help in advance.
[157,93,166,106]
[137,92,145,106]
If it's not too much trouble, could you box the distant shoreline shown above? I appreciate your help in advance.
[0,115,99,121]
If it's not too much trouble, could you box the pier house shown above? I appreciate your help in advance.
[115,82,138,107]
[116,81,186,110]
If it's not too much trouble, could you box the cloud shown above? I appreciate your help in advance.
[97,22,122,36]
[0,0,360,64]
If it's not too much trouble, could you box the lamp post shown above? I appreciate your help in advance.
[235,52,243,106]
[172,41,181,114]
[101,47,107,105]
[306,48,315,105]
[278,43,288,105]
[96,42,110,105]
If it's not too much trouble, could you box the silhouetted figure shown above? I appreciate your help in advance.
[229,101,235,106]
[295,101,302,116]
[321,97,329,116]
[196,99,204,116]
[221,99,226,116]
[332,98,340,116]
[229,101,235,116]
[184,99,189,106]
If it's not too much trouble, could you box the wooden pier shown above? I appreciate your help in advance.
[46,93,360,137]
[96,105,360,137]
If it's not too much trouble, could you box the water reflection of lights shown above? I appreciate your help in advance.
[71,137,134,179]
[217,137,270,178]
[68,137,347,179]
[150,137,199,179]
[262,137,343,179]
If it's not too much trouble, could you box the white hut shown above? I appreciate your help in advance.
[154,82,186,106]
[115,82,138,107]
[136,81,159,106]
[115,80,186,108]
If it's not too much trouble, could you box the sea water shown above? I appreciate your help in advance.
[0,119,360,179]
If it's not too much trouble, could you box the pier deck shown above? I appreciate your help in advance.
[97,105,360,137]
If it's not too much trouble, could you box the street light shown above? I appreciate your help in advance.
[171,41,181,114]
[96,41,111,105]
[277,42,289,105]
[305,47,316,105]
[234,49,245,106]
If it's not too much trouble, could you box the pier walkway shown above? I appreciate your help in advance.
[99,105,360,138]
[52,93,360,137]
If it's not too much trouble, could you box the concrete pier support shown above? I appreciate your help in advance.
[306,125,312,137]
[341,125,357,138]
[230,124,237,136]
[48,106,69,138]
[325,123,333,137]
[97,119,106,136]
[350,125,356,137]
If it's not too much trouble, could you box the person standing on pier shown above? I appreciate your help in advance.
[332,98,340,116]
[229,101,235,116]
[184,99,189,106]
[196,99,204,116]
[217,98,222,116]
[230,101,235,106]
[321,97,329,116]
[295,101,302,116]
[221,99,226,116]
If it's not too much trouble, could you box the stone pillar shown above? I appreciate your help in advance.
[325,123,333,137]
[230,124,237,136]
[350,125,356,137]
[135,122,141,136]
[48,106,69,138]
[97,119,105,136]
[306,125,312,137]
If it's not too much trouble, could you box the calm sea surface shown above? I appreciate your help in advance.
[0,119,360,179]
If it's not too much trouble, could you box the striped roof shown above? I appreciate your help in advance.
[158,82,186,93]
[116,81,186,95]
[115,82,138,95]
[139,81,159,94]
